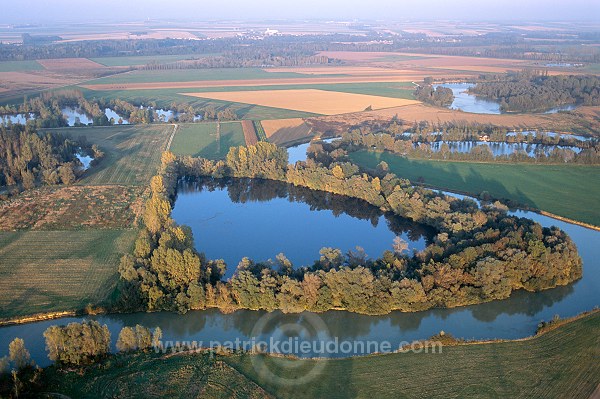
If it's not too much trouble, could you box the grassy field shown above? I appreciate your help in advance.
[50,124,173,186]
[86,68,307,85]
[0,125,171,320]
[225,311,600,399]
[0,60,43,72]
[40,311,600,398]
[0,229,136,319]
[90,53,221,67]
[44,352,273,398]
[170,122,246,159]
[0,185,142,230]
[76,86,317,120]
[350,150,600,227]
[76,82,414,120]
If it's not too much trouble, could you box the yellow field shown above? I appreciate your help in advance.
[261,118,306,137]
[183,89,420,115]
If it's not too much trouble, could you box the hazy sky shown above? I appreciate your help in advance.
[2,0,600,24]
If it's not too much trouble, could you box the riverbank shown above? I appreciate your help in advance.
[349,150,600,228]
[27,309,600,399]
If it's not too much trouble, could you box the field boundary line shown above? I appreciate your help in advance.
[166,124,178,151]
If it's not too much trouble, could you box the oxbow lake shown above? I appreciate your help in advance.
[0,179,598,366]
[435,83,578,114]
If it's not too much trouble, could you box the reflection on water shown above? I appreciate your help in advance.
[436,83,579,115]
[173,178,435,276]
[421,141,582,157]
[436,83,501,114]
[0,185,598,366]
[287,137,340,164]
[0,113,35,125]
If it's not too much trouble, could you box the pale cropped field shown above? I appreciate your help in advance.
[183,89,420,115]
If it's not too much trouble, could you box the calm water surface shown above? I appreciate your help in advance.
[172,178,434,277]
[0,182,598,366]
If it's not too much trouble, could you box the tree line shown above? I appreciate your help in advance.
[0,90,239,126]
[116,143,582,316]
[328,126,600,165]
[0,321,164,397]
[470,71,600,113]
[414,82,454,107]
[0,124,93,191]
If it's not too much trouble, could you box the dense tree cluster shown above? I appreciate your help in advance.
[471,71,600,112]
[326,127,600,165]
[414,84,454,107]
[0,90,238,126]
[43,321,111,366]
[0,124,86,189]
[118,142,582,315]
[116,325,162,352]
[117,151,228,313]
[403,121,595,146]
[2,30,599,64]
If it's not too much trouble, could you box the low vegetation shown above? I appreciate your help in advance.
[471,71,600,113]
[0,124,171,320]
[226,310,600,399]
[0,229,136,320]
[170,122,246,159]
[349,150,600,227]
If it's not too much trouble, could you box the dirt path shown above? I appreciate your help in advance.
[241,120,259,146]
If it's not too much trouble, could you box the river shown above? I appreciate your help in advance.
[0,166,598,367]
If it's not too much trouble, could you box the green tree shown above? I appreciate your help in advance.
[116,327,137,352]
[8,338,31,371]
[58,163,76,184]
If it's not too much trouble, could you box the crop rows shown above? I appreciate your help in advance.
[253,121,267,142]
[0,230,136,319]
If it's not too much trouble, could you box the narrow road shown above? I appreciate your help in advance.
[165,123,178,151]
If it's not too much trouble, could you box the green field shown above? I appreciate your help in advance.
[0,60,43,72]
[75,86,317,120]
[86,68,308,85]
[49,124,173,186]
[90,53,221,67]
[170,122,246,159]
[76,81,414,120]
[43,351,272,398]
[582,63,600,74]
[0,125,172,320]
[40,311,600,399]
[226,312,600,399]
[350,150,600,227]
[0,229,136,319]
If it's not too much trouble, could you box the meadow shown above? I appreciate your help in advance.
[54,124,173,186]
[226,311,600,399]
[43,351,272,398]
[0,229,136,320]
[90,53,221,67]
[350,150,600,227]
[39,311,600,399]
[85,68,307,85]
[169,122,246,159]
[0,60,43,72]
[0,125,172,321]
